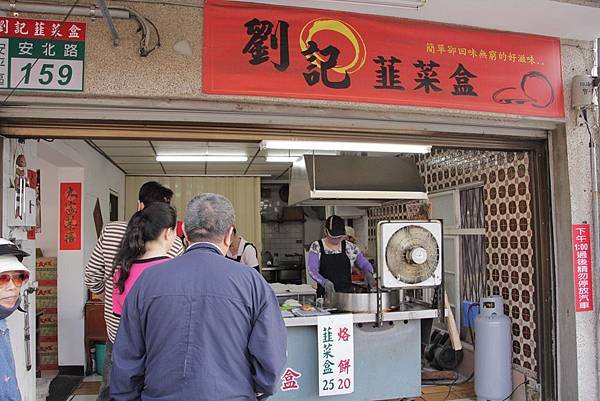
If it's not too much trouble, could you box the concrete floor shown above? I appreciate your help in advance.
[68,375,476,401]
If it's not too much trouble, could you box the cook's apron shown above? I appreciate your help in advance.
[316,239,352,297]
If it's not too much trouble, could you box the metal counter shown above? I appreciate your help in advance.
[284,308,439,327]
[271,307,437,401]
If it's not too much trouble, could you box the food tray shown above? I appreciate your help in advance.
[291,308,330,317]
[281,310,295,318]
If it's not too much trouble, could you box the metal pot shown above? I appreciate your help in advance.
[333,291,400,313]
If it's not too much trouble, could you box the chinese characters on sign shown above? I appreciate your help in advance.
[425,42,538,65]
[573,224,594,312]
[0,17,85,91]
[280,367,301,392]
[318,314,354,396]
[243,18,289,71]
[59,183,81,250]
[203,0,564,118]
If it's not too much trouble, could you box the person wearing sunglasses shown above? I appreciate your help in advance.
[0,238,30,401]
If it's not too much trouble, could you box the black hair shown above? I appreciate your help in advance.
[138,181,174,206]
[112,202,177,293]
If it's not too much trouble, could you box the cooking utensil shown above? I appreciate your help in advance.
[333,290,400,313]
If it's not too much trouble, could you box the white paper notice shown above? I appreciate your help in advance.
[317,314,354,397]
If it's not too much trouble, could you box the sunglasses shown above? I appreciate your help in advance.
[0,272,30,287]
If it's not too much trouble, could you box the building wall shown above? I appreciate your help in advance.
[37,158,58,257]
[7,3,583,126]
[1,3,596,400]
[560,38,597,401]
[2,139,126,372]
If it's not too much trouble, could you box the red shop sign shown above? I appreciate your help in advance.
[573,224,593,312]
[59,182,82,251]
[203,0,564,119]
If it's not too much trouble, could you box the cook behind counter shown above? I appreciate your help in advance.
[307,240,373,286]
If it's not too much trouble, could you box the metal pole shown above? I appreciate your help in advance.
[594,37,600,401]
[22,292,31,371]
[96,0,120,46]
[0,1,130,19]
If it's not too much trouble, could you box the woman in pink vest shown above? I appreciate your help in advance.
[112,202,177,316]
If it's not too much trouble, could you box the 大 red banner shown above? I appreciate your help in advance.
[59,182,82,251]
[203,0,564,118]
[573,224,593,312]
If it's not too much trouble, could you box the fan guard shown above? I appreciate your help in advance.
[385,225,440,284]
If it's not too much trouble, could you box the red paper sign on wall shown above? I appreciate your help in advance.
[203,0,564,118]
[573,224,593,312]
[59,182,81,251]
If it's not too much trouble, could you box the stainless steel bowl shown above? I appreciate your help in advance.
[333,291,400,313]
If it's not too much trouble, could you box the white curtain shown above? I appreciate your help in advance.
[125,176,261,252]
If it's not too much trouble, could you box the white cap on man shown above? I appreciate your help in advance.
[0,238,29,274]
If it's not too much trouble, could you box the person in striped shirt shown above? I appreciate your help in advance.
[84,181,184,401]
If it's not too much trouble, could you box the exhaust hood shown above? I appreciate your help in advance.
[288,155,428,206]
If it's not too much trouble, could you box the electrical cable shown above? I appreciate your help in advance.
[145,16,161,50]
[501,380,527,401]
[108,6,159,56]
[583,108,596,147]
[441,373,459,401]
[0,0,80,106]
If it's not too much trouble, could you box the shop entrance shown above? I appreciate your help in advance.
[3,130,555,401]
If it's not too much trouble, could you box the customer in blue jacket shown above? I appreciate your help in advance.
[111,193,287,401]
[0,238,30,401]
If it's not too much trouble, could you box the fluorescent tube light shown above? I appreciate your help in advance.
[156,155,248,162]
[266,156,302,163]
[261,140,431,154]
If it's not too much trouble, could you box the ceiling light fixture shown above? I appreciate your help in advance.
[266,156,302,163]
[156,155,248,162]
[261,140,431,154]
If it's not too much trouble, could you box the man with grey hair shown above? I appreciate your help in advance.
[111,193,287,401]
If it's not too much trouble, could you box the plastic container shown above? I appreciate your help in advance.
[95,343,107,376]
[462,300,480,329]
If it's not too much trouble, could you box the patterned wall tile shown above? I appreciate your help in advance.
[367,149,537,379]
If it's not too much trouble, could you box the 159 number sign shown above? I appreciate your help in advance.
[16,61,78,89]
[0,17,85,92]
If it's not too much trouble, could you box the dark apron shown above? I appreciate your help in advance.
[316,239,352,297]
[226,242,260,272]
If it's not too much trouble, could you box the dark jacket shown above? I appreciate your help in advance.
[111,243,287,401]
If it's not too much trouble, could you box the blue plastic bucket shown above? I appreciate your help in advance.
[95,343,107,376]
